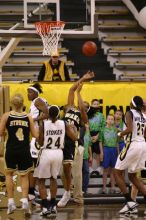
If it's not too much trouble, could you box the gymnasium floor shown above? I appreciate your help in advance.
[0,204,146,220]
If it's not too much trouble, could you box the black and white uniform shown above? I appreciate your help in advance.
[115,109,146,173]
[29,97,48,161]
[63,108,81,163]
[33,119,65,179]
[5,111,33,174]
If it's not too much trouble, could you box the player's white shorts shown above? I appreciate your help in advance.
[30,138,40,158]
[33,148,63,179]
[115,141,146,173]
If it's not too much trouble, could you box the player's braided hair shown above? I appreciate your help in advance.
[132,96,144,120]
[49,105,60,123]
[31,83,43,94]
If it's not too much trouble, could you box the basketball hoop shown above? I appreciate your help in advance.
[35,21,65,56]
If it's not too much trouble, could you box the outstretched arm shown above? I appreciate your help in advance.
[76,83,88,124]
[67,71,95,107]
[118,111,133,137]
[28,115,39,139]
[37,121,44,146]
[65,123,78,141]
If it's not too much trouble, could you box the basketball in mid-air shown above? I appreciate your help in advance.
[82,41,97,56]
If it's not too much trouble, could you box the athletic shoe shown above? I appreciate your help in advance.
[40,207,51,216]
[22,202,31,215]
[28,193,35,201]
[129,207,138,214]
[31,198,41,207]
[17,186,22,193]
[34,189,40,197]
[7,202,16,214]
[120,213,138,219]
[57,191,70,207]
[51,205,57,216]
[119,201,138,214]
[90,170,100,177]
[96,166,103,175]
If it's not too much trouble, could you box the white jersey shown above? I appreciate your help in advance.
[128,109,146,142]
[29,97,48,158]
[43,119,65,149]
[115,109,146,173]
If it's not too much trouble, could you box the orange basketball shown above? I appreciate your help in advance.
[82,41,97,56]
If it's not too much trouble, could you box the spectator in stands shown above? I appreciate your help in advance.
[38,51,70,81]
[82,122,92,195]
[80,101,92,195]
[88,99,105,176]
[72,84,88,205]
[114,110,125,152]
[99,114,118,194]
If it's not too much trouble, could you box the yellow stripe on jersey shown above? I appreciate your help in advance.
[120,133,132,161]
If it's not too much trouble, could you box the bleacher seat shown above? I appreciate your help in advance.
[96,0,146,81]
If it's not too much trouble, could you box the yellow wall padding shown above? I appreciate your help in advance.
[2,82,146,116]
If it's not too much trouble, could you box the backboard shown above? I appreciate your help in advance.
[24,0,95,35]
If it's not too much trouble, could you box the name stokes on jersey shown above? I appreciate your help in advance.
[46,129,63,136]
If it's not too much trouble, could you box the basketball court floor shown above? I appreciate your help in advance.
[0,204,146,220]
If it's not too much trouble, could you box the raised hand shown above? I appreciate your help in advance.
[82,70,95,80]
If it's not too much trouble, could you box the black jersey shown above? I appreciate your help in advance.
[6,111,30,150]
[64,107,81,131]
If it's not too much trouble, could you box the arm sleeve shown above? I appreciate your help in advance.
[38,64,46,81]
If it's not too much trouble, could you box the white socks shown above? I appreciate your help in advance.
[8,198,15,204]
[21,198,28,203]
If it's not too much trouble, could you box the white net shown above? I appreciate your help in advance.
[35,21,65,56]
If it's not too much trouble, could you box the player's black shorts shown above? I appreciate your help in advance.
[5,147,33,174]
[31,157,38,169]
[141,169,146,178]
[63,136,76,163]
[90,131,100,154]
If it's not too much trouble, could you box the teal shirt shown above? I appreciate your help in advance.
[99,126,118,147]
[83,131,92,160]
[115,120,124,131]
[115,120,124,143]
[89,112,105,132]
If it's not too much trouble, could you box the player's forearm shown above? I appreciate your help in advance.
[34,112,49,122]
[69,74,87,92]
[118,127,132,137]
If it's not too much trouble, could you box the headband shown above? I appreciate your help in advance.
[28,86,39,94]
[131,98,137,108]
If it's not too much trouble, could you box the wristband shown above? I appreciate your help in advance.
[117,132,122,137]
